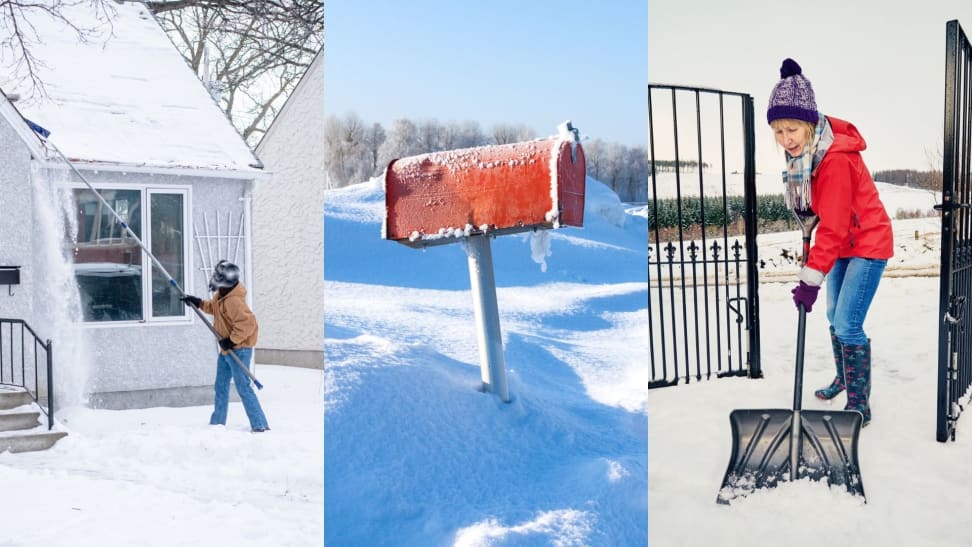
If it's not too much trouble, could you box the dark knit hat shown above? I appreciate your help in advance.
[767,58,818,125]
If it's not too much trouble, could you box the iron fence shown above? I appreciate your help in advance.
[648,84,761,387]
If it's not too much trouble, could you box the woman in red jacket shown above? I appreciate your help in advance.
[767,58,894,426]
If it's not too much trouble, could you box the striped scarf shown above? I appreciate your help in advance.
[782,114,833,214]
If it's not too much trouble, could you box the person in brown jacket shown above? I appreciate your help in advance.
[182,260,269,432]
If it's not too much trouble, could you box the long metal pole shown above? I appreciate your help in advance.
[466,235,509,402]
[42,138,263,389]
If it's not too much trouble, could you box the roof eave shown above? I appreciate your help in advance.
[33,157,272,181]
[0,93,48,160]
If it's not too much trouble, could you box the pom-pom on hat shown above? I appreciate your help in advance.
[767,58,818,125]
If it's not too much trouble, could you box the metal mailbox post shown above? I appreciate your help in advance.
[384,125,586,402]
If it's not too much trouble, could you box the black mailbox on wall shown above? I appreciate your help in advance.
[0,266,21,285]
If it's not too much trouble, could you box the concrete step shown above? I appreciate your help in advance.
[0,389,67,453]
[0,411,40,432]
[0,430,67,453]
[0,390,33,410]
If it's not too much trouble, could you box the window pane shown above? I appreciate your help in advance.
[150,193,185,317]
[72,189,143,322]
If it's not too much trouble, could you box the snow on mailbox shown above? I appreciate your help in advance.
[383,122,586,403]
[384,124,586,247]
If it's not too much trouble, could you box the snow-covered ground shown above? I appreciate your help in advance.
[647,176,967,546]
[0,365,322,546]
[325,172,965,546]
[2,172,956,546]
[324,177,650,545]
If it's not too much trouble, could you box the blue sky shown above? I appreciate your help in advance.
[323,1,647,147]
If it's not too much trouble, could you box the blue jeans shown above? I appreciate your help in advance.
[825,257,887,345]
[210,347,269,430]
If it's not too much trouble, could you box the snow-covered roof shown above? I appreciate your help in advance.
[0,2,261,173]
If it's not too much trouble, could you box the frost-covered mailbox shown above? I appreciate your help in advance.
[384,123,586,402]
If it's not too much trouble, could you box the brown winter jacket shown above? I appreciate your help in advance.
[199,283,259,352]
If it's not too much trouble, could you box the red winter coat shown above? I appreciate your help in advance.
[804,116,894,279]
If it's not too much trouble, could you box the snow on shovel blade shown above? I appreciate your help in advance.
[716,408,865,504]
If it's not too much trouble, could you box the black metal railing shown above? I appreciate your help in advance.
[648,84,761,387]
[0,318,54,430]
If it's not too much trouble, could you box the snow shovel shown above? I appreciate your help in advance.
[716,212,865,504]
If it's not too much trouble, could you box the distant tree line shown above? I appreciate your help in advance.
[871,169,942,192]
[649,194,792,231]
[324,113,651,202]
[648,160,711,174]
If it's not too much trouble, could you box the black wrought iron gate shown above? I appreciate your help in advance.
[937,20,972,442]
[648,84,761,387]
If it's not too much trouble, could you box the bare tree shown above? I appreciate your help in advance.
[378,118,420,169]
[416,119,443,153]
[491,123,536,145]
[623,146,649,202]
[452,120,488,149]
[0,0,115,96]
[324,113,377,187]
[583,138,605,180]
[145,0,323,144]
[362,122,386,174]
[324,115,349,187]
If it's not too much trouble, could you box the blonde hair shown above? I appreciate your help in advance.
[770,118,815,144]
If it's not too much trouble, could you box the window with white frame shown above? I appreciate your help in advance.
[69,186,190,323]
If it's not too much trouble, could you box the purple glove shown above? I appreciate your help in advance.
[791,281,820,312]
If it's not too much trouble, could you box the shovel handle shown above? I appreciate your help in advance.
[793,303,807,412]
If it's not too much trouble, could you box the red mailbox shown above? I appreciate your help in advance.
[384,137,586,247]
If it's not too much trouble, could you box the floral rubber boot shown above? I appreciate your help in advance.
[814,327,846,400]
[842,342,872,426]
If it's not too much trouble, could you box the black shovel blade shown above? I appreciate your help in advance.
[716,408,865,505]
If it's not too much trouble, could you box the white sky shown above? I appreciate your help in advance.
[649,0,972,173]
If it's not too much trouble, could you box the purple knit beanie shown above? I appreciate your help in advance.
[766,58,818,125]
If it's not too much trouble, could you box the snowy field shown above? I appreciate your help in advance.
[0,365,323,546]
[2,173,957,547]
[324,172,966,546]
[324,177,650,545]
[651,170,941,218]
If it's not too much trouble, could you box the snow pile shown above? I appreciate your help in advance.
[0,365,323,546]
[324,175,648,544]
[585,176,628,227]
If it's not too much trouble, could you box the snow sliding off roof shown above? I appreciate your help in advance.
[2,2,260,172]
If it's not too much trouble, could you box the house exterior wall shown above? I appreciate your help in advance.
[0,117,35,322]
[252,53,324,369]
[15,163,259,409]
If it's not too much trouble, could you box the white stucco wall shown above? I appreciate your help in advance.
[252,51,324,367]
[0,144,260,408]
[0,115,37,322]
[76,171,254,402]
